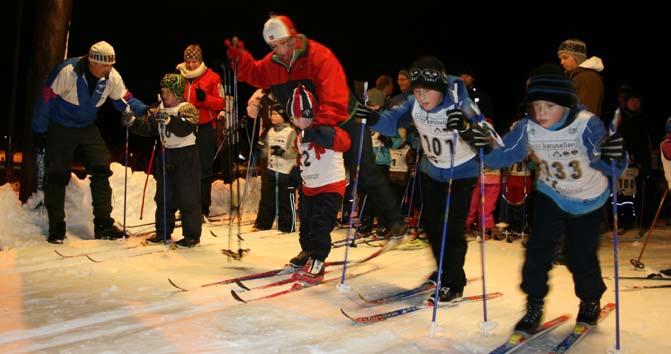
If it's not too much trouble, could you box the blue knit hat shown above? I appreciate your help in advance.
[526,64,577,108]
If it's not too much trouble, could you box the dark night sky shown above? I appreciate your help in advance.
[5,1,670,152]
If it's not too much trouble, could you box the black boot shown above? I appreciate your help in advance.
[429,286,463,304]
[47,222,66,244]
[94,219,125,240]
[378,220,408,240]
[357,218,374,236]
[514,297,544,334]
[576,299,601,325]
[175,237,200,248]
[145,233,171,244]
[289,250,310,268]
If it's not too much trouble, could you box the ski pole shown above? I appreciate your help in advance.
[338,81,369,292]
[610,108,622,352]
[139,140,156,220]
[631,188,668,269]
[430,131,456,337]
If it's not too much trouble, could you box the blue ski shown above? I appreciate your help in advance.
[488,314,571,354]
[549,303,615,354]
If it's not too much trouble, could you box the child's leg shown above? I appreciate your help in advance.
[154,154,177,238]
[255,170,276,230]
[175,146,202,240]
[422,174,475,290]
[483,182,501,229]
[521,193,566,299]
[564,207,607,301]
[277,173,294,232]
[298,191,313,254]
[465,179,480,228]
[305,192,342,262]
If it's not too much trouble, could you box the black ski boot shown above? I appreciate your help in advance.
[145,234,171,244]
[94,220,125,240]
[576,299,601,325]
[356,218,374,236]
[175,237,200,248]
[429,286,463,304]
[289,250,310,268]
[379,220,408,240]
[514,297,544,334]
[47,222,66,244]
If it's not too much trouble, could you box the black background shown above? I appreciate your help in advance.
[5,0,669,162]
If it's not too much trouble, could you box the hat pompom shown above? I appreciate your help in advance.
[526,64,577,108]
[89,41,116,64]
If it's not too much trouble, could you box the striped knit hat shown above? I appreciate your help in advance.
[526,64,577,108]
[286,84,317,128]
[557,38,587,64]
[89,41,116,64]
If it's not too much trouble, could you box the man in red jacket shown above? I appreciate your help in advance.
[225,15,407,267]
[177,44,226,217]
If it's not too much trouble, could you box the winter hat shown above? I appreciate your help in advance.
[409,56,448,92]
[263,15,298,43]
[89,41,116,64]
[287,83,318,128]
[270,103,290,122]
[160,73,186,98]
[184,44,203,62]
[526,64,577,108]
[557,38,587,65]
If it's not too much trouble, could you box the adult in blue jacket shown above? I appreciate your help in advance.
[32,41,148,244]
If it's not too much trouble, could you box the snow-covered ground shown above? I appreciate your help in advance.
[1,163,670,353]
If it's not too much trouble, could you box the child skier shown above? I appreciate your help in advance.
[288,84,351,284]
[464,64,627,333]
[254,103,298,233]
[363,56,480,303]
[121,74,202,248]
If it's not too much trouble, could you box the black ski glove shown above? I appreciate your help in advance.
[195,88,206,102]
[445,109,470,133]
[270,145,285,156]
[378,135,393,148]
[302,125,336,148]
[354,104,380,126]
[120,111,136,127]
[600,134,625,162]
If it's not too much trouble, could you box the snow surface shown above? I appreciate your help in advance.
[1,163,670,353]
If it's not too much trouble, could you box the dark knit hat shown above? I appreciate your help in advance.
[184,44,203,62]
[557,38,587,64]
[160,73,186,98]
[287,83,317,119]
[526,64,577,108]
[270,103,289,122]
[409,56,448,92]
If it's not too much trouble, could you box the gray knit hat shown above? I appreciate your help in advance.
[557,38,587,64]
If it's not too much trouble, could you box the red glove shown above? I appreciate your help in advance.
[224,38,245,62]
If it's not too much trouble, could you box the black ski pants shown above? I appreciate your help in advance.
[195,123,217,216]
[255,169,295,232]
[521,192,607,301]
[45,122,114,230]
[341,119,402,227]
[422,174,476,292]
[155,145,202,240]
[298,191,342,262]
